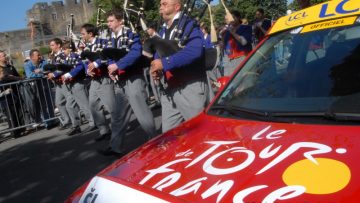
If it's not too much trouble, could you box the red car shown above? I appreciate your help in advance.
[66,0,360,202]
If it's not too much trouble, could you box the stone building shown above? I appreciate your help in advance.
[0,0,95,56]
[27,0,95,36]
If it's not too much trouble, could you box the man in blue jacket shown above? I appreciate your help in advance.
[98,10,157,156]
[24,49,56,129]
[221,10,253,77]
[150,0,208,132]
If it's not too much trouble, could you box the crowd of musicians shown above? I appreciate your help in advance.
[0,0,273,156]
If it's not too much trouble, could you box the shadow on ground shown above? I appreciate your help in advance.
[0,108,161,203]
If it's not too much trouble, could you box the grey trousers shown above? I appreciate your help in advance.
[55,84,80,127]
[161,79,208,133]
[110,74,157,153]
[71,81,95,127]
[88,78,114,135]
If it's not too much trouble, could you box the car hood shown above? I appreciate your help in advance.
[68,113,360,203]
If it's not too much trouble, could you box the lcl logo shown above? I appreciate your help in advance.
[320,0,359,18]
[285,12,308,26]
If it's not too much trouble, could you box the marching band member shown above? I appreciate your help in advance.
[150,0,209,132]
[61,40,96,134]
[253,8,272,44]
[99,10,157,156]
[221,10,252,76]
[146,22,160,38]
[47,38,81,136]
[80,23,113,141]
[200,23,215,49]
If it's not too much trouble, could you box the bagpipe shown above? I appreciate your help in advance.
[44,52,75,85]
[80,1,150,79]
[142,0,219,81]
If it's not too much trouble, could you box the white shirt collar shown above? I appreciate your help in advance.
[161,12,182,39]
[111,26,127,38]
[90,37,96,45]
[164,12,181,29]
[54,50,62,56]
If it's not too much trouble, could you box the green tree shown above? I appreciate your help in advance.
[143,0,161,26]
[210,0,287,28]
[91,0,290,32]
[289,0,328,11]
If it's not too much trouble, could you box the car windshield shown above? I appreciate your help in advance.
[212,18,360,124]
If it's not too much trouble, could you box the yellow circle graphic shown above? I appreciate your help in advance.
[282,158,351,194]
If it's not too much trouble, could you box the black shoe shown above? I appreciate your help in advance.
[83,126,97,134]
[58,123,71,131]
[97,147,124,157]
[66,126,81,136]
[94,132,111,142]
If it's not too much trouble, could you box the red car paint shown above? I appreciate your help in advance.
[66,113,359,202]
[66,1,360,201]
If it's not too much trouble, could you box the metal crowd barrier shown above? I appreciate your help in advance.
[0,78,59,136]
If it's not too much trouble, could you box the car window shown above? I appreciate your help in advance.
[215,21,360,122]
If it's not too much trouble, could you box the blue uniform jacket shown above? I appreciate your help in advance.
[83,37,109,75]
[156,19,205,73]
[50,52,66,78]
[111,28,142,70]
[204,34,215,49]
[68,52,85,78]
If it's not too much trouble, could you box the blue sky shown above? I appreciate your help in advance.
[0,0,293,32]
[0,0,53,32]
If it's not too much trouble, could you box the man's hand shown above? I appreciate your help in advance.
[108,63,120,82]
[108,63,119,76]
[229,25,238,35]
[62,75,70,84]
[47,73,55,80]
[4,88,12,95]
[87,62,96,77]
[34,68,42,74]
[150,59,164,81]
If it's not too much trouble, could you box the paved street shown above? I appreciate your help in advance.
[0,108,161,203]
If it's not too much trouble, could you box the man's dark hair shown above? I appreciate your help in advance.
[231,10,242,19]
[257,8,265,15]
[106,9,124,21]
[200,23,209,33]
[51,38,63,46]
[62,40,76,52]
[148,21,158,30]
[29,49,40,57]
[81,23,99,36]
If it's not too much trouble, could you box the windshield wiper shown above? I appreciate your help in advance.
[210,105,360,122]
[209,104,270,117]
[271,112,360,122]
